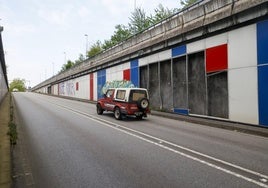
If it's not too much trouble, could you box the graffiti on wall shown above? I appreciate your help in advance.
[66,81,75,96]
[102,80,135,94]
[59,82,65,95]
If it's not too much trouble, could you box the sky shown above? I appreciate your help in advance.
[0,0,181,87]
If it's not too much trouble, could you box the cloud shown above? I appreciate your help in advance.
[100,0,132,17]
[78,6,89,18]
[37,4,74,26]
[12,24,36,34]
[38,9,68,26]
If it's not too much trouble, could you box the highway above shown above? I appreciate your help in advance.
[12,92,268,188]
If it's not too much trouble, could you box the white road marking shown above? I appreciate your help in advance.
[47,100,268,188]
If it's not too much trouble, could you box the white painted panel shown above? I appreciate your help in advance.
[117,66,123,80]
[228,24,258,125]
[139,49,171,66]
[205,33,228,48]
[158,50,171,62]
[106,67,112,82]
[110,72,116,81]
[93,72,98,101]
[228,67,258,124]
[116,71,123,80]
[228,25,257,68]
[53,84,58,95]
[55,84,58,95]
[75,75,89,99]
[187,39,205,53]
[122,62,130,70]
[107,65,123,81]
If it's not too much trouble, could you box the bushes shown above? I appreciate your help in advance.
[7,94,17,145]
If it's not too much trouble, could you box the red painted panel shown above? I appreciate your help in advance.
[90,74,94,100]
[123,69,130,80]
[206,44,228,73]
[76,82,79,91]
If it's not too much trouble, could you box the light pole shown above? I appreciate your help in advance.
[84,34,88,58]
[63,52,66,64]
[52,62,54,76]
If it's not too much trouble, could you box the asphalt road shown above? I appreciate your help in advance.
[12,92,268,188]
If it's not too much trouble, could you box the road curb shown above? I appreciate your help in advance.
[151,111,268,137]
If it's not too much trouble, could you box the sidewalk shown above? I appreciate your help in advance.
[0,93,11,187]
[151,110,268,137]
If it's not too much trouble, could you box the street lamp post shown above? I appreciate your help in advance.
[52,62,54,76]
[64,52,66,64]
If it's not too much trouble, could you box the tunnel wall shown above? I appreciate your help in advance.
[35,20,268,127]
[33,0,268,127]
[0,29,8,103]
[0,64,8,102]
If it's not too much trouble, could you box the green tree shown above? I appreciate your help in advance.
[75,54,85,65]
[9,78,26,92]
[102,39,114,50]
[150,4,179,24]
[60,60,74,72]
[129,7,151,34]
[111,25,131,43]
[180,0,199,8]
[102,24,131,50]
[87,40,103,58]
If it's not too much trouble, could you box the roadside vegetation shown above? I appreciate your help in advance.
[9,78,26,92]
[7,94,17,145]
[60,0,198,72]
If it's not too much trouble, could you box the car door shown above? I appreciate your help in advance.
[103,89,115,111]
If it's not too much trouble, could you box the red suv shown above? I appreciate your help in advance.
[96,88,150,120]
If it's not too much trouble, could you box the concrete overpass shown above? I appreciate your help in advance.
[32,0,268,127]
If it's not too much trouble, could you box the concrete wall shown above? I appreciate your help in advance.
[32,0,268,127]
[0,64,8,102]
[0,29,8,102]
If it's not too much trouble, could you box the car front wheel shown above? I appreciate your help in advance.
[114,107,122,120]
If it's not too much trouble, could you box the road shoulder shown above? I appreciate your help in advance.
[0,93,11,187]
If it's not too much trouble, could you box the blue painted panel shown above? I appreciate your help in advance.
[174,108,189,115]
[131,59,139,68]
[258,66,268,126]
[172,45,186,57]
[257,20,268,65]
[257,19,268,126]
[97,69,106,99]
[131,60,139,87]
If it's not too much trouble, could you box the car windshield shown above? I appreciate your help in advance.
[106,89,114,98]
[129,90,147,102]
